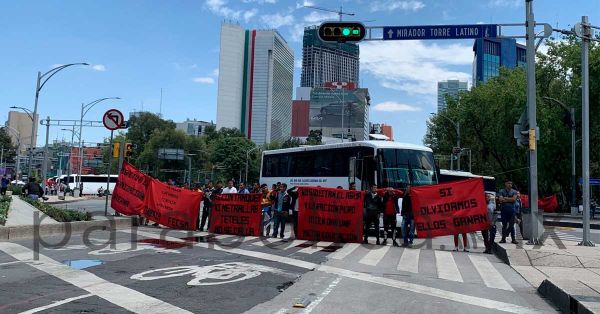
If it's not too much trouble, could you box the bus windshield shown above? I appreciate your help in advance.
[379,148,437,188]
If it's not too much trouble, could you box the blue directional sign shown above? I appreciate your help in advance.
[579,178,600,186]
[383,24,497,40]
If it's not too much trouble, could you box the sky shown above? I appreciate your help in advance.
[1,0,598,147]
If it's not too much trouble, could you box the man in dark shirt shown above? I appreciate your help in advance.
[1,175,9,195]
[363,184,383,245]
[24,177,43,200]
[199,181,214,231]
[498,179,518,244]
[401,185,415,247]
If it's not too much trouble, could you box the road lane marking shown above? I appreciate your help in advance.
[434,251,463,282]
[122,229,543,314]
[469,255,514,291]
[20,293,93,313]
[0,242,192,314]
[328,243,359,260]
[359,245,390,266]
[397,249,420,273]
[296,242,334,255]
[303,277,342,313]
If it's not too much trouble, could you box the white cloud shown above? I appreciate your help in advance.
[289,23,306,42]
[303,11,338,24]
[205,0,241,20]
[211,68,219,77]
[244,8,258,22]
[193,77,215,84]
[373,101,421,112]
[294,59,302,68]
[91,64,106,71]
[296,0,314,8]
[361,41,472,95]
[260,13,294,28]
[488,0,521,7]
[370,1,425,12]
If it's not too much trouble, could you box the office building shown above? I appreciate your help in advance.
[473,38,526,86]
[300,26,359,88]
[370,123,394,141]
[437,80,468,112]
[291,100,310,137]
[5,111,39,153]
[216,23,294,145]
[176,119,214,136]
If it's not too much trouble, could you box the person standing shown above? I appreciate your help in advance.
[272,183,291,239]
[0,175,9,196]
[349,182,356,190]
[238,182,249,194]
[287,186,299,238]
[222,179,238,194]
[363,184,383,245]
[401,185,415,247]
[453,233,469,252]
[514,191,524,237]
[199,181,214,231]
[79,182,83,197]
[498,179,519,244]
[382,188,400,246]
[261,184,273,236]
[481,193,496,254]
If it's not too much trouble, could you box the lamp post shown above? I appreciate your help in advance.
[61,127,79,184]
[28,63,88,179]
[431,112,460,170]
[77,97,120,186]
[544,96,577,208]
[245,146,259,184]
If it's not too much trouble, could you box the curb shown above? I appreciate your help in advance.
[543,219,600,230]
[492,242,510,265]
[0,216,139,241]
[538,279,595,314]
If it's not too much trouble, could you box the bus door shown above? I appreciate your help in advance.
[356,155,376,191]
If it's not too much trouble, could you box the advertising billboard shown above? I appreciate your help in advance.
[309,88,369,140]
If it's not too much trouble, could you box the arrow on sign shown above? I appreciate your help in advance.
[387,29,394,39]
[109,113,121,126]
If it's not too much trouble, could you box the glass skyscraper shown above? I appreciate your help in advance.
[472,38,526,86]
[437,80,468,112]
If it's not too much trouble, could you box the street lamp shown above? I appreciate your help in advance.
[430,112,461,170]
[9,106,34,122]
[245,146,259,184]
[28,63,88,178]
[544,96,577,208]
[77,97,120,185]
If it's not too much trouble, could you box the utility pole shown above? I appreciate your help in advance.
[41,116,50,188]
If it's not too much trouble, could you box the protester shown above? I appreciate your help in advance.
[261,184,273,236]
[271,183,291,239]
[287,186,299,238]
[336,186,343,189]
[222,179,237,194]
[199,181,214,231]
[23,177,43,200]
[349,182,356,190]
[252,183,261,193]
[514,191,524,237]
[401,185,415,247]
[382,187,400,246]
[481,193,496,254]
[453,233,469,252]
[363,184,383,245]
[0,175,9,196]
[238,182,249,194]
[498,179,519,244]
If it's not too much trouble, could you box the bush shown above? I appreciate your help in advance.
[8,185,22,195]
[0,196,12,225]
[20,197,92,222]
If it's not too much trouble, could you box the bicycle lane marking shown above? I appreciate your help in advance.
[121,229,544,314]
[0,242,193,314]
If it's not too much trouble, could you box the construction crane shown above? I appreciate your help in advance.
[303,5,355,22]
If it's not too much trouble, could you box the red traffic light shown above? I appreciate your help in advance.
[318,22,366,43]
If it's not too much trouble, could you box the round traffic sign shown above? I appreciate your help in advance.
[103,109,125,130]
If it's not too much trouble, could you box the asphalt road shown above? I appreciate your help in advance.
[0,225,558,314]
[543,226,600,244]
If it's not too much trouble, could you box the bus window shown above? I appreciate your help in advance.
[379,149,436,188]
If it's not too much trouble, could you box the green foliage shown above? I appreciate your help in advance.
[306,129,322,145]
[211,135,255,182]
[282,138,303,148]
[0,196,11,225]
[8,185,22,195]
[21,197,92,222]
[0,128,17,164]
[126,112,176,167]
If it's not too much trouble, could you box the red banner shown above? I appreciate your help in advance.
[411,178,489,238]
[210,193,262,236]
[111,161,149,216]
[521,194,558,212]
[142,179,202,230]
[297,187,364,243]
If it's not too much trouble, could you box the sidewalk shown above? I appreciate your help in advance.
[5,196,59,226]
[495,238,600,313]
[43,194,96,204]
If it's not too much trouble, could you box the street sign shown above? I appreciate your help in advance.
[103,109,124,130]
[158,148,185,161]
[383,24,497,40]
[579,178,600,186]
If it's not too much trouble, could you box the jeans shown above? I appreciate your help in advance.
[199,206,210,231]
[273,211,286,237]
[382,214,396,241]
[481,228,493,252]
[501,210,516,241]
[402,217,415,244]
[363,212,380,241]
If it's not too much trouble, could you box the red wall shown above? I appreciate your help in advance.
[292,100,310,137]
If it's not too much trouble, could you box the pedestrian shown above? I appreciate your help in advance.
[238,182,249,194]
[261,184,273,236]
[481,193,495,254]
[382,188,400,246]
[222,179,238,194]
[79,182,83,197]
[199,181,214,231]
[514,191,524,237]
[349,182,356,190]
[0,175,9,196]
[363,184,383,245]
[252,183,260,193]
[453,233,469,252]
[287,186,299,238]
[23,177,43,201]
[401,185,415,247]
[498,179,519,244]
[271,183,291,239]
[336,186,343,189]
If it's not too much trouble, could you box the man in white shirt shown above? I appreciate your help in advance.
[222,179,238,194]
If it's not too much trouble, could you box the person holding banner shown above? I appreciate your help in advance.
[401,185,415,247]
[287,186,300,238]
[363,184,383,245]
[223,180,238,194]
[199,182,214,231]
[271,183,292,239]
[382,188,400,246]
[498,179,519,244]
[481,193,496,254]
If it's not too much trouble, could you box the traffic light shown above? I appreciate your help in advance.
[318,22,366,43]
[514,111,529,147]
[125,143,134,157]
[112,143,120,158]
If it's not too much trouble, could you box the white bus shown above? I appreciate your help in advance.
[58,174,118,195]
[260,141,437,190]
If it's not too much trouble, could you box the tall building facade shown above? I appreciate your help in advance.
[300,26,359,88]
[176,119,214,137]
[473,38,526,86]
[5,111,39,153]
[437,80,468,112]
[216,23,294,144]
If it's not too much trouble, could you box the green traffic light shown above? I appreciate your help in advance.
[342,28,351,36]
[352,29,360,35]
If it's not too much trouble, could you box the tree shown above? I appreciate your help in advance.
[125,112,176,168]
[0,128,17,171]
[282,138,303,148]
[306,130,322,145]
[211,137,255,183]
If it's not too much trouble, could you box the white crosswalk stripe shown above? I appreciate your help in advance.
[397,249,420,273]
[296,242,334,254]
[434,251,463,282]
[469,255,514,291]
[329,243,360,260]
[359,245,391,266]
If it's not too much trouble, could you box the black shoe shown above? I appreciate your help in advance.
[401,242,409,247]
[280,234,284,239]
[483,250,492,254]
[376,239,381,245]
[363,239,369,244]
[393,241,399,247]
[511,240,519,244]
[381,239,387,246]
[499,239,506,244]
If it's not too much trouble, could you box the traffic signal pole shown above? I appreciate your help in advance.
[104,130,113,216]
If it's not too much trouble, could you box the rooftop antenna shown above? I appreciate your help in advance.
[303,5,355,21]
